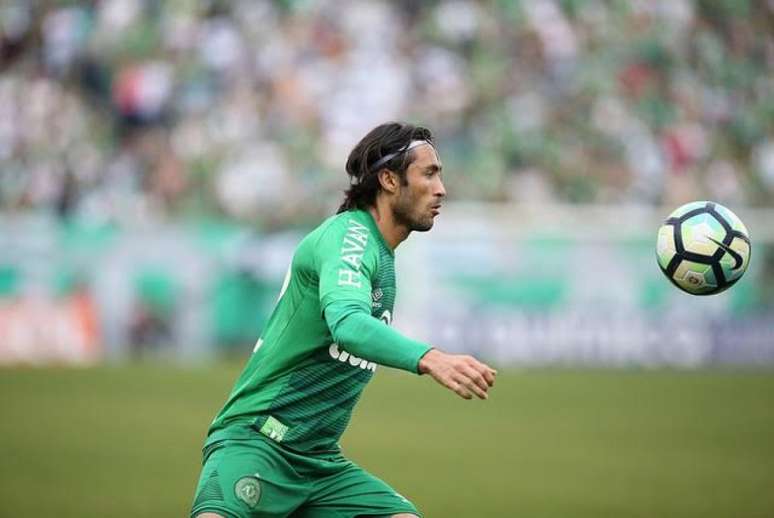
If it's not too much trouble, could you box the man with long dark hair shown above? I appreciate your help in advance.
[192,122,496,518]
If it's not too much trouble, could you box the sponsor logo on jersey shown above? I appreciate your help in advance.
[379,309,392,326]
[259,416,289,443]
[372,288,383,308]
[329,343,377,372]
[234,475,261,508]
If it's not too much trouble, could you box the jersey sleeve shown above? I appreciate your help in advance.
[315,216,432,373]
[317,216,376,315]
[323,301,432,373]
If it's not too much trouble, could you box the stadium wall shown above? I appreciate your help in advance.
[0,204,772,366]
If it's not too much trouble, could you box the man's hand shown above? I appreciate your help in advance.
[418,349,497,400]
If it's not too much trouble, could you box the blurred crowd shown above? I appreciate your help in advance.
[0,0,772,227]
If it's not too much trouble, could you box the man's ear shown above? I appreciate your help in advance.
[377,169,400,194]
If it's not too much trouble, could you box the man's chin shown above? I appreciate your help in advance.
[410,220,435,232]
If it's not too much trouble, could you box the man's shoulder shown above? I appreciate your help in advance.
[299,210,380,271]
[306,210,375,245]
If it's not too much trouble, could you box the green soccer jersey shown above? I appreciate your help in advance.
[206,209,432,454]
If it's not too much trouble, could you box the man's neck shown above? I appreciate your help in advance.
[368,203,409,251]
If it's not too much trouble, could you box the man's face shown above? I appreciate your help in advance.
[392,143,446,232]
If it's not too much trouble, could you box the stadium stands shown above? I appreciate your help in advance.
[0,0,772,226]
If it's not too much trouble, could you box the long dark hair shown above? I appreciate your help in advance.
[337,122,434,213]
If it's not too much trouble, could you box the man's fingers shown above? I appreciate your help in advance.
[446,373,476,400]
[476,361,497,386]
[461,365,490,394]
[451,381,472,400]
[429,354,496,400]
[454,370,488,400]
[482,366,497,386]
[463,358,497,387]
[469,382,488,400]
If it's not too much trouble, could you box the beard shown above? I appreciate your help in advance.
[393,195,434,232]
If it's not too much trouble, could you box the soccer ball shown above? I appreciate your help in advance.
[656,201,751,295]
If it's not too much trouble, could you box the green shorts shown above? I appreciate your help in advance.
[191,438,421,518]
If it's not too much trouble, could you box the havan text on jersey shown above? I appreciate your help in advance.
[337,219,370,288]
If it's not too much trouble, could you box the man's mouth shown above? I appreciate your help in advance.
[431,204,442,216]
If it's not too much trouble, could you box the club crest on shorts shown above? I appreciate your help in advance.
[235,475,261,508]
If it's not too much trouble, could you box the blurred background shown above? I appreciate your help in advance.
[1,1,773,517]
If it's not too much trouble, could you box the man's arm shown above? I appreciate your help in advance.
[316,217,496,399]
[317,219,433,373]
[324,299,431,373]
[325,300,496,399]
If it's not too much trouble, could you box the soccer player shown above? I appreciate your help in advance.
[191,122,497,518]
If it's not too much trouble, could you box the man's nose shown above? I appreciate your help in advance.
[435,177,446,198]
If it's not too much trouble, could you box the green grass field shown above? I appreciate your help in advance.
[1,364,773,517]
